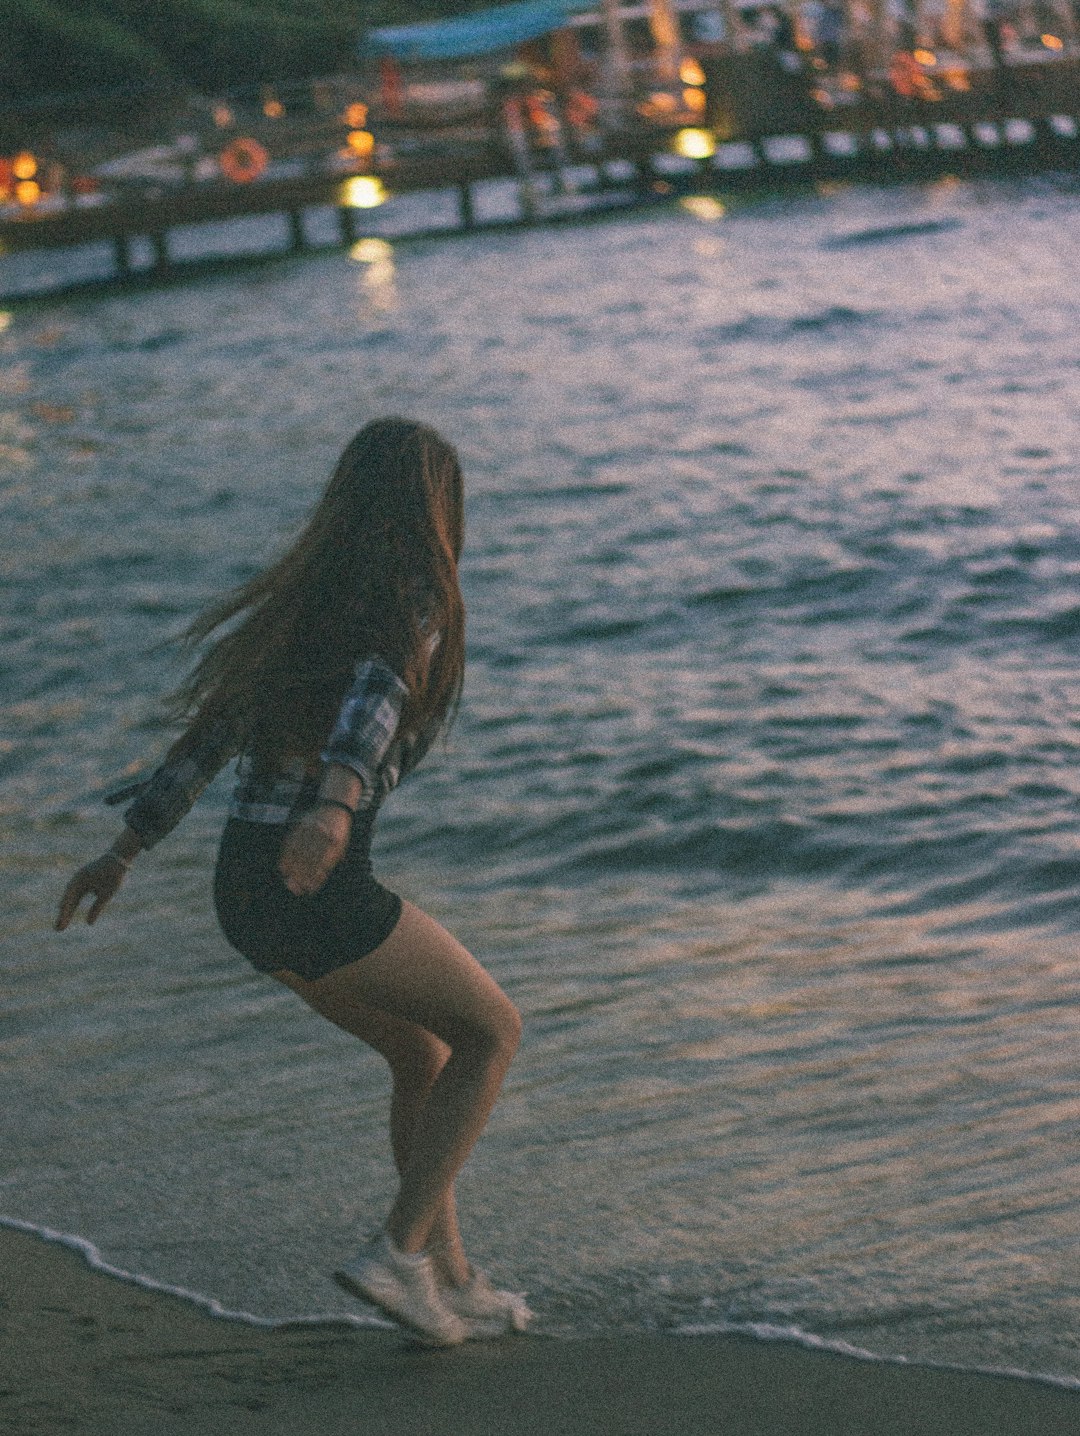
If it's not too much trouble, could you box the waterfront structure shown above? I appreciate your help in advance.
[1,0,1079,298]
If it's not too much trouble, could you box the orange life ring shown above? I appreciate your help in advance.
[219,137,269,183]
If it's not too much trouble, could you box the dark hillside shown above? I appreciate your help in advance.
[2,0,493,107]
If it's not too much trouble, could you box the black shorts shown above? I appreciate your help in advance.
[213,815,403,982]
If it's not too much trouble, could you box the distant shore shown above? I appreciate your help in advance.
[3,1225,1079,1436]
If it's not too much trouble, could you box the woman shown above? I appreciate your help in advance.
[55,418,526,1347]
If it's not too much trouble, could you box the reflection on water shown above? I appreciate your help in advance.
[3,175,1080,1379]
[350,237,398,311]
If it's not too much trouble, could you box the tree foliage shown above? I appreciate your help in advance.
[2,0,495,106]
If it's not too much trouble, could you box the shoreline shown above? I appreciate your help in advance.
[4,1225,1080,1436]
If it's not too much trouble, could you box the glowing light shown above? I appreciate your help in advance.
[345,103,369,128]
[13,152,37,181]
[339,176,387,208]
[683,87,707,114]
[263,99,285,118]
[15,180,41,206]
[0,312,12,332]
[213,105,234,128]
[673,127,716,160]
[350,238,393,263]
[913,49,937,65]
[680,195,725,221]
[1042,32,1063,48]
[680,57,706,86]
[346,130,376,158]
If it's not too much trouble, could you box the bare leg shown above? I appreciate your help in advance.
[274,900,521,1263]
[275,967,472,1284]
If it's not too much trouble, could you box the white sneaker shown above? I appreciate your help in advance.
[334,1233,468,1347]
[441,1268,534,1337]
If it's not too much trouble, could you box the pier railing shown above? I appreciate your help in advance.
[2,55,1078,300]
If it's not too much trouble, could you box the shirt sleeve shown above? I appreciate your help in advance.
[106,717,238,850]
[321,658,408,798]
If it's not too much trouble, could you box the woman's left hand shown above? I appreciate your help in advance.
[278,808,351,896]
[55,855,127,930]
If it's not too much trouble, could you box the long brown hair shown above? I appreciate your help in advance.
[165,417,465,768]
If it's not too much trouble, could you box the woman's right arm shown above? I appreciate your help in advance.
[277,658,408,896]
[277,765,363,897]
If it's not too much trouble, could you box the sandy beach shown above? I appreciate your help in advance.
[3,1227,1078,1436]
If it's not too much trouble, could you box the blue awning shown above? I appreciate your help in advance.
[365,0,588,62]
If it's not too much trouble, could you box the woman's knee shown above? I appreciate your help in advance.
[455,993,522,1066]
[388,1027,450,1090]
[498,997,523,1058]
[368,906,521,1054]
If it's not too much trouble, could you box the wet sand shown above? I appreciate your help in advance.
[3,1227,1079,1436]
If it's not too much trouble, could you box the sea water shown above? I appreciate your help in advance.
[3,174,1080,1384]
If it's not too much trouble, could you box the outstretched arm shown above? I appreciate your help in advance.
[55,717,240,931]
[55,825,143,930]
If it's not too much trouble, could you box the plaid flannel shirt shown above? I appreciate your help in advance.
[108,657,426,849]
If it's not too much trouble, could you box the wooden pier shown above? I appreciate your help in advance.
[2,58,1079,302]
